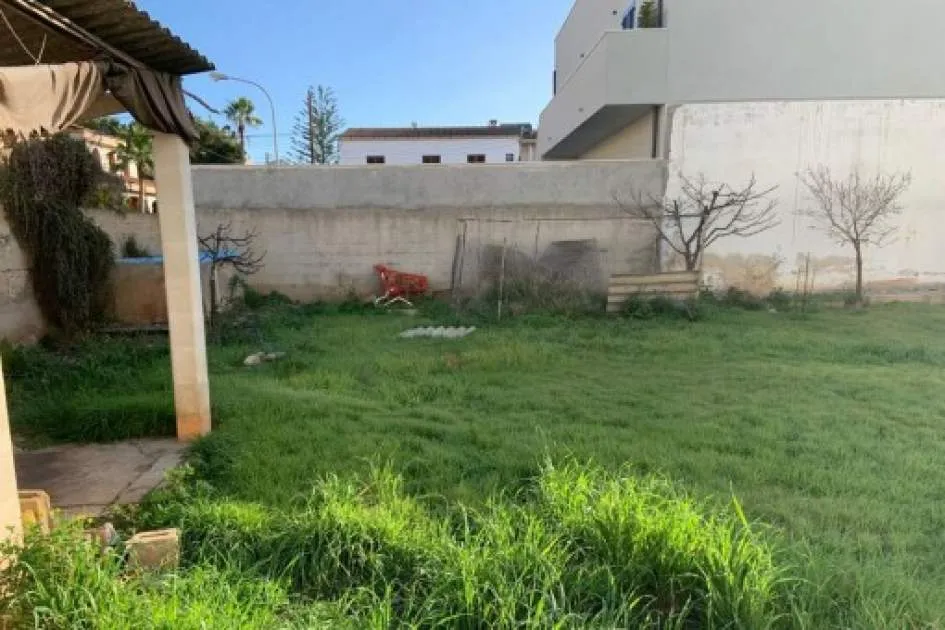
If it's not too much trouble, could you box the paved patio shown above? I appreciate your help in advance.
[14,439,186,518]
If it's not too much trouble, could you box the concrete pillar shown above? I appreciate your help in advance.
[0,362,22,543]
[153,133,211,441]
[655,104,677,160]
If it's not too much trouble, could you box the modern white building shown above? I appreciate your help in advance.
[538,0,945,294]
[339,122,538,166]
[540,0,945,160]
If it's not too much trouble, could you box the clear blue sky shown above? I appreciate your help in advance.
[139,0,575,163]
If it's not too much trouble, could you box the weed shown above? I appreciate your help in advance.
[0,524,341,629]
[621,294,702,321]
[131,462,929,627]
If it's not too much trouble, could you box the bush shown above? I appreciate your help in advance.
[0,135,118,335]
[121,235,151,259]
[766,288,793,311]
[621,294,702,321]
[242,285,293,310]
[720,287,768,311]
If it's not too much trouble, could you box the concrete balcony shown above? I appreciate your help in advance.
[539,29,669,159]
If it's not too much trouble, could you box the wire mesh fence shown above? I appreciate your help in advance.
[449,216,658,318]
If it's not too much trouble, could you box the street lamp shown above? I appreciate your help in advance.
[209,71,279,165]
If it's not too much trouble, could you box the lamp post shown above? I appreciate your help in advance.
[209,71,279,164]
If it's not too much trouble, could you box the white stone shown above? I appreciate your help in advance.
[243,353,264,366]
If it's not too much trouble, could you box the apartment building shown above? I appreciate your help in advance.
[339,122,538,165]
[540,0,945,160]
[539,0,945,293]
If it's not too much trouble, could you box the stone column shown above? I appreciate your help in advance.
[153,133,211,440]
[0,362,21,543]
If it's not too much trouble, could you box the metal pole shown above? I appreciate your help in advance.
[497,238,508,321]
[217,76,278,164]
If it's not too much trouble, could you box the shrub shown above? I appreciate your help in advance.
[638,0,661,27]
[242,285,293,310]
[0,135,118,335]
[621,294,702,321]
[121,235,151,259]
[720,287,767,311]
[766,288,793,311]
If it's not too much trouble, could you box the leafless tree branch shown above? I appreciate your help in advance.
[198,221,266,326]
[797,166,911,301]
[615,172,780,271]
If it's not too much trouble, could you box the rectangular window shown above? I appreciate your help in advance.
[467,154,486,164]
[422,155,442,164]
[366,155,385,164]
[505,153,515,162]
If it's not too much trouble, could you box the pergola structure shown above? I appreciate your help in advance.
[0,0,215,540]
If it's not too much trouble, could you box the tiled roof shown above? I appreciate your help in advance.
[341,123,535,140]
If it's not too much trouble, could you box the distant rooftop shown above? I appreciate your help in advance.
[341,123,535,140]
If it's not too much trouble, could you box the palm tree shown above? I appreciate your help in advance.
[223,97,263,161]
[114,123,154,212]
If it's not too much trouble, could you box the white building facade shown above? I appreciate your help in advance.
[537,0,945,294]
[339,124,537,166]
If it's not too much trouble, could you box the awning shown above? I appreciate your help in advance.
[0,61,197,141]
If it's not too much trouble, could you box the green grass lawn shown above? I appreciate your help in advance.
[8,302,945,622]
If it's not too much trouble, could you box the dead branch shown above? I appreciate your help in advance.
[797,167,911,248]
[198,221,266,275]
[797,166,911,301]
[198,221,266,327]
[615,173,779,271]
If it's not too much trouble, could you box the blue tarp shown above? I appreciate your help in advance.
[117,250,238,265]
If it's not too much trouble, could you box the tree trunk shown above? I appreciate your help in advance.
[854,241,864,302]
[238,123,246,162]
[307,92,316,165]
[208,262,218,328]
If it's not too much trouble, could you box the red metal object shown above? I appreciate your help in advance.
[374,264,429,306]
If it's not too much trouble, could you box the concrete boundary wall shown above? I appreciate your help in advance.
[0,161,665,340]
[92,161,666,302]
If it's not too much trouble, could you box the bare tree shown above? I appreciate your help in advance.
[617,173,779,272]
[198,222,266,327]
[797,167,911,302]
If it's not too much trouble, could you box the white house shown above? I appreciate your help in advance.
[537,0,945,294]
[339,122,538,165]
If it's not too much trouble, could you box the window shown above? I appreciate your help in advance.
[422,155,442,164]
[467,154,486,164]
[505,153,515,162]
[366,155,386,164]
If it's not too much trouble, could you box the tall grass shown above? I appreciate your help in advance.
[0,524,345,629]
[130,462,930,628]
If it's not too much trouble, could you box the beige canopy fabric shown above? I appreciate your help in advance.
[103,64,197,142]
[0,62,101,137]
[0,62,197,142]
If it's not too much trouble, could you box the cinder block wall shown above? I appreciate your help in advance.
[0,160,665,340]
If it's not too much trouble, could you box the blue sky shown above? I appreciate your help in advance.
[139,0,574,163]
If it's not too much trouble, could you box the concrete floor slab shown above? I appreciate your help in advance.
[13,439,187,518]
